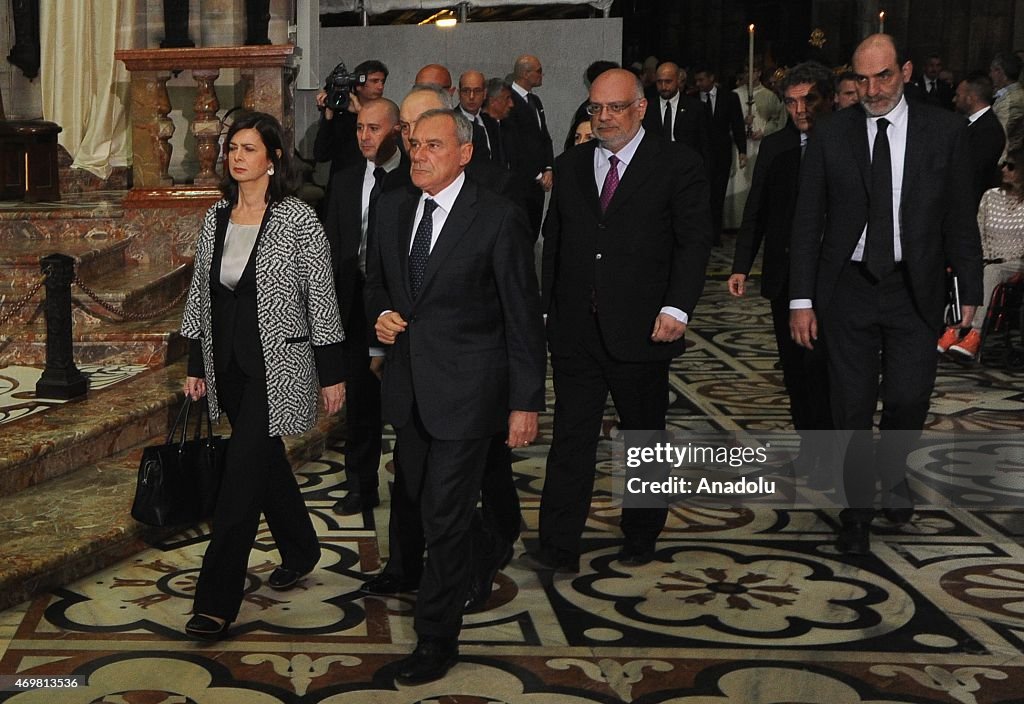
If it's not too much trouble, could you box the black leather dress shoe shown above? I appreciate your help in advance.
[465,542,514,613]
[185,614,231,641]
[267,566,311,591]
[360,572,419,595]
[617,543,656,567]
[518,547,579,574]
[332,490,380,516]
[394,638,458,685]
[835,522,871,556]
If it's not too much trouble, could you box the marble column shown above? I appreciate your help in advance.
[129,71,175,187]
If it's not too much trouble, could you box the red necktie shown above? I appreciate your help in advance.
[600,155,619,213]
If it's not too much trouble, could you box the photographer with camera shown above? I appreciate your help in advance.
[314,59,389,180]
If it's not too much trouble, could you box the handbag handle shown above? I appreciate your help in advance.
[190,397,215,441]
[166,396,193,447]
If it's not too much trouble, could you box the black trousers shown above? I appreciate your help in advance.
[193,358,321,622]
[540,311,671,557]
[769,295,833,432]
[341,282,383,495]
[822,263,938,523]
[394,403,490,639]
[379,432,520,581]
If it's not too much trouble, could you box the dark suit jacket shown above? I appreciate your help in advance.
[481,112,506,167]
[541,131,713,362]
[313,111,360,177]
[364,176,546,440]
[732,122,802,300]
[967,108,1006,206]
[505,88,554,182]
[910,78,955,110]
[643,93,711,167]
[323,153,411,332]
[706,87,747,159]
[790,101,983,331]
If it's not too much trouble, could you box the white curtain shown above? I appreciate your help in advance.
[322,1,615,14]
[39,0,134,180]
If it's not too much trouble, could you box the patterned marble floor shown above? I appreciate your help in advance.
[0,364,150,425]
[1,241,1023,703]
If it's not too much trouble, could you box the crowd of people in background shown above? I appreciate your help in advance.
[179,35,1024,685]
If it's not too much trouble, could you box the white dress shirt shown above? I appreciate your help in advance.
[359,147,402,273]
[661,93,679,140]
[593,127,688,325]
[968,105,992,124]
[410,171,466,254]
[460,106,492,153]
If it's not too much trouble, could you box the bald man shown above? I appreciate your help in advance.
[643,61,710,166]
[789,35,982,555]
[414,63,455,101]
[458,70,496,165]
[504,54,554,236]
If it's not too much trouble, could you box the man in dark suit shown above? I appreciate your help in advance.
[322,98,408,515]
[458,70,495,166]
[504,54,554,236]
[729,61,836,481]
[313,59,389,181]
[365,108,546,684]
[644,61,710,167]
[911,54,955,110]
[526,69,712,571]
[482,78,514,167]
[954,73,1006,207]
[694,65,747,244]
[563,60,620,151]
[790,35,983,556]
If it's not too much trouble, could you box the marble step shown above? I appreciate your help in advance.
[0,397,345,613]
[1,233,133,323]
[0,359,189,498]
[71,260,193,319]
[0,190,127,241]
[0,304,187,367]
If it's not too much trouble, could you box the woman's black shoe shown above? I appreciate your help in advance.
[185,614,230,641]
[267,566,311,591]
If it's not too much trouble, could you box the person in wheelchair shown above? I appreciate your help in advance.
[938,145,1024,359]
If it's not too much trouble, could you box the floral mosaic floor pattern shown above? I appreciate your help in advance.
[1,242,1022,702]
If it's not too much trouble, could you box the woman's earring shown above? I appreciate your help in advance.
[267,165,275,176]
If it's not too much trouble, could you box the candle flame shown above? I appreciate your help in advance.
[879,11,885,20]
[749,24,755,32]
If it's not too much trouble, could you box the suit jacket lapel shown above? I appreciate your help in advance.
[900,103,928,210]
[850,107,871,195]
[416,179,479,299]
[575,141,601,218]
[396,190,418,300]
[603,133,657,218]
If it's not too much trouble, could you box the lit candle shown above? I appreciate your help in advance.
[748,24,755,97]
[879,11,885,33]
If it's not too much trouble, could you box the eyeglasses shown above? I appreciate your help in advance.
[585,99,639,116]
[1001,161,1016,171]
[459,87,485,95]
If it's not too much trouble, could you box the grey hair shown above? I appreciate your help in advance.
[485,77,511,101]
[410,83,453,108]
[418,108,474,145]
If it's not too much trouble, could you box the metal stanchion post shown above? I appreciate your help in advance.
[35,253,88,399]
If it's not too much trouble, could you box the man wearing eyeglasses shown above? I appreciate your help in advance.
[525,68,712,572]
[458,70,495,166]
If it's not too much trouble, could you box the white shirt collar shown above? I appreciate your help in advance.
[511,82,530,99]
[460,106,481,121]
[867,93,909,128]
[365,147,402,176]
[968,105,992,124]
[597,126,645,167]
[421,170,466,213]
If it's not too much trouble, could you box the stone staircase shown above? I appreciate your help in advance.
[0,192,346,612]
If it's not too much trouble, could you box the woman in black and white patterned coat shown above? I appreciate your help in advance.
[180,112,346,640]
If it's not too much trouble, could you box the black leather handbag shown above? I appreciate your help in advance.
[131,397,227,527]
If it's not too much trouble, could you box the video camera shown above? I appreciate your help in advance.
[323,62,367,113]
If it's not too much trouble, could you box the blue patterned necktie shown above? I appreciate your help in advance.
[409,198,438,298]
